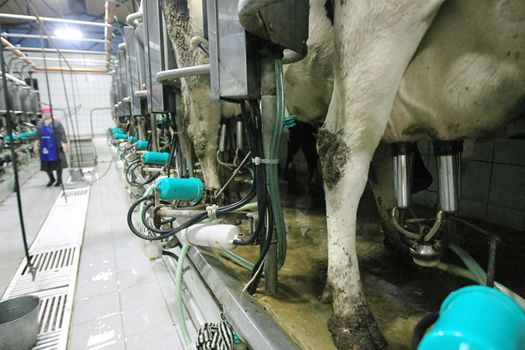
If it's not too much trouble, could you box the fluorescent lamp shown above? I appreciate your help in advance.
[54,28,83,40]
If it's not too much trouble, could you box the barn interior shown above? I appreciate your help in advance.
[0,1,524,350]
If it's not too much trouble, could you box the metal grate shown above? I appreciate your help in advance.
[38,292,68,334]
[2,187,90,350]
[23,247,76,275]
[61,188,88,198]
[32,332,61,350]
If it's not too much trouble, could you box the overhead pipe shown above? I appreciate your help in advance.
[17,47,111,56]
[1,38,33,66]
[0,13,112,28]
[156,64,210,83]
[104,1,117,65]
[126,0,143,28]
[0,71,30,86]
[29,57,108,65]
[126,12,143,27]
[3,33,110,44]
[33,66,108,73]
[1,36,109,73]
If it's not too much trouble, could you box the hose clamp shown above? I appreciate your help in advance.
[252,157,279,165]
[206,204,219,220]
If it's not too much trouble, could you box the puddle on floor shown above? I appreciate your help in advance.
[218,182,525,350]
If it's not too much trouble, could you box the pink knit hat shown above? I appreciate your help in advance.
[41,105,51,113]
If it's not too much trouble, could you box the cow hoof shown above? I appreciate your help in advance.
[328,308,387,350]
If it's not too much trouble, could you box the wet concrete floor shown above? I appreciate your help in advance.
[219,181,525,349]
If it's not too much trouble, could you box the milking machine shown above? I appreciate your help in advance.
[389,143,525,348]
[0,54,40,180]
[390,140,463,266]
[106,0,308,348]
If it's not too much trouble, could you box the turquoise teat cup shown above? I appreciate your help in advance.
[419,286,525,350]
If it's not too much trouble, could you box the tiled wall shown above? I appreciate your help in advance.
[284,120,525,231]
[32,53,113,137]
[413,121,525,232]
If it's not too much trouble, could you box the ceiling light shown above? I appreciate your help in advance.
[54,28,83,40]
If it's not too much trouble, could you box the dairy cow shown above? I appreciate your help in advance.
[317,0,523,348]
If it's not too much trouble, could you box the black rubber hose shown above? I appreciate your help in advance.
[247,198,274,294]
[141,200,178,234]
[125,160,141,185]
[233,100,269,246]
[412,311,439,350]
[127,99,264,242]
[127,194,208,241]
[162,250,179,261]
[125,159,160,187]
[166,133,177,178]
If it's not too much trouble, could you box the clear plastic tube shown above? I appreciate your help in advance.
[175,244,192,344]
[449,243,525,310]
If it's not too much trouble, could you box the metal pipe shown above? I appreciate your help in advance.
[134,90,147,98]
[0,13,112,28]
[28,57,108,64]
[17,47,109,56]
[1,72,29,86]
[159,207,203,218]
[219,123,227,152]
[90,107,113,139]
[33,66,108,73]
[104,1,117,64]
[156,64,210,83]
[126,11,144,27]
[2,38,105,72]
[236,120,244,150]
[391,142,412,209]
[437,155,460,213]
[1,38,33,66]
[3,33,110,44]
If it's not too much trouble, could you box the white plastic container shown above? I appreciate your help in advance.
[181,224,240,250]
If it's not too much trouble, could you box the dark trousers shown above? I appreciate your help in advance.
[46,169,62,183]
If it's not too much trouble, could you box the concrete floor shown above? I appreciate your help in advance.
[0,169,62,296]
[0,137,185,349]
[69,152,184,349]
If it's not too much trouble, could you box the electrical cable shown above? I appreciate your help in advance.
[0,34,33,271]
[25,0,74,197]
[55,47,83,170]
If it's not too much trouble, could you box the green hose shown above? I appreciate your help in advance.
[269,59,287,269]
[232,201,258,213]
[175,244,192,344]
[221,250,255,271]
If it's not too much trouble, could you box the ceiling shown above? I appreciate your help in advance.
[0,0,135,53]
[0,0,136,24]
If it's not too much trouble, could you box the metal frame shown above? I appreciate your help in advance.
[0,13,112,28]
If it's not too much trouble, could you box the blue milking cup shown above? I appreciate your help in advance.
[419,286,525,350]
[157,177,204,202]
